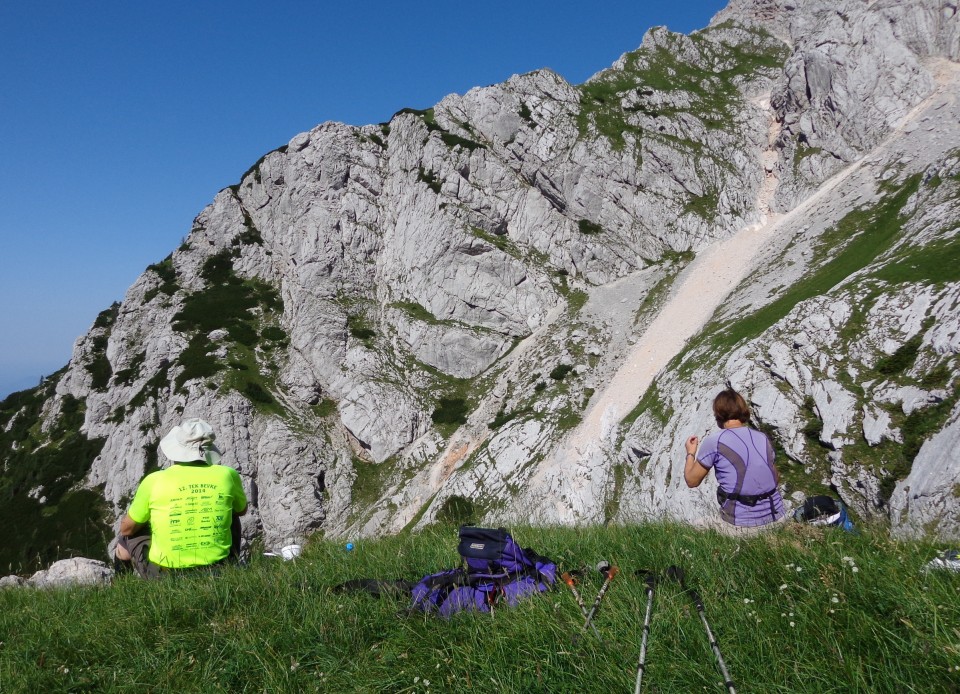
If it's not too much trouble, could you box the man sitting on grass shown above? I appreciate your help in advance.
[114,418,247,578]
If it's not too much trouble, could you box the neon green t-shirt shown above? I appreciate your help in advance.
[128,462,247,568]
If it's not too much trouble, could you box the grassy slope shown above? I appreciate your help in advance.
[1,523,956,693]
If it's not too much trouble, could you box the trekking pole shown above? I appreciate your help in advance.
[577,561,619,640]
[561,571,602,640]
[667,565,736,694]
[633,570,657,694]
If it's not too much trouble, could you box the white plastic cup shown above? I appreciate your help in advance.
[279,544,302,560]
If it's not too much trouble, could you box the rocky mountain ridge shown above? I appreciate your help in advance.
[1,0,958,571]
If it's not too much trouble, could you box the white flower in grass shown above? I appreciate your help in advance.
[831,596,840,603]
[851,566,859,573]
[796,566,803,572]
[779,584,788,591]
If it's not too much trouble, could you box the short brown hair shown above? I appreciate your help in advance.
[713,389,750,426]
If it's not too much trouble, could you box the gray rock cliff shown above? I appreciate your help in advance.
[1,0,958,573]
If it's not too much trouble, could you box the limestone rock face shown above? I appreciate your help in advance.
[890,406,960,539]
[716,0,953,208]
[4,0,960,572]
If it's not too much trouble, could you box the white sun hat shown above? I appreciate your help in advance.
[159,418,222,464]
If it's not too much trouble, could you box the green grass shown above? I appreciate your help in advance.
[566,290,588,314]
[350,457,395,520]
[871,237,960,285]
[622,382,672,430]
[0,523,956,693]
[435,495,479,526]
[683,190,720,221]
[311,398,338,418]
[392,301,440,325]
[468,227,519,257]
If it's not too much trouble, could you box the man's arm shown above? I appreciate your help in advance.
[119,514,143,536]
[230,468,248,516]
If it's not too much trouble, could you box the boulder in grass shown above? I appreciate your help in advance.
[27,558,114,589]
[0,575,25,589]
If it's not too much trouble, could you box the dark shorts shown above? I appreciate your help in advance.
[116,528,163,579]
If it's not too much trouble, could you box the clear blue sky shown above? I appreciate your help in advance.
[0,0,727,399]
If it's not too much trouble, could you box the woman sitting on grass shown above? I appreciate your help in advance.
[684,388,785,535]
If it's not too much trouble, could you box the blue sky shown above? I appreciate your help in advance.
[0,0,727,399]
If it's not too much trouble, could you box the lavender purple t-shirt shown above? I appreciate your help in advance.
[696,426,785,527]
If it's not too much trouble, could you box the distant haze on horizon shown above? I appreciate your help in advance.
[0,0,727,399]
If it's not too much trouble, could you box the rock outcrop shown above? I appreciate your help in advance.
[1,0,958,575]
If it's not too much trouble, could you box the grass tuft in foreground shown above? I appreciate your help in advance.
[0,523,957,692]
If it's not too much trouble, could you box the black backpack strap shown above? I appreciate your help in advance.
[334,578,413,597]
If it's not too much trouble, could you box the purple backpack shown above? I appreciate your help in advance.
[410,526,557,617]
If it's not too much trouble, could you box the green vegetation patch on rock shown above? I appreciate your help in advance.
[143,256,179,302]
[576,24,788,150]
[0,385,110,573]
[171,250,284,404]
[678,174,924,375]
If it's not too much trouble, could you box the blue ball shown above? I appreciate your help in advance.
[345,542,354,551]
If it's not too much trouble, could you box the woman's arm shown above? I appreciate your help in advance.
[683,435,711,488]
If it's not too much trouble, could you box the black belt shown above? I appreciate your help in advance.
[716,487,777,507]
[717,486,780,521]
